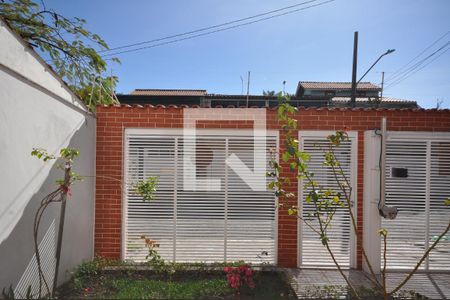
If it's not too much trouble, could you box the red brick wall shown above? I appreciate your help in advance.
[96,105,450,267]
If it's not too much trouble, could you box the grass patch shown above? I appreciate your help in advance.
[57,260,295,299]
[108,278,230,299]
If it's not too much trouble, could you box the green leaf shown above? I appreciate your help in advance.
[287,145,296,155]
[378,228,388,237]
[305,195,312,204]
[290,162,297,171]
[0,0,119,111]
[288,208,297,216]
[134,176,159,202]
[282,152,291,162]
[332,196,340,204]
[298,151,310,162]
[320,234,329,245]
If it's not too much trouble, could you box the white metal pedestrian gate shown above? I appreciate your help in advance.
[123,129,278,263]
[382,132,450,270]
[298,131,357,268]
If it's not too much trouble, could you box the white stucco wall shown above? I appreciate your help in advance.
[0,20,96,293]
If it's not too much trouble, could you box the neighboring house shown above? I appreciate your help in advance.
[119,89,208,106]
[118,89,298,107]
[296,81,418,108]
[118,83,418,108]
[95,103,450,273]
[296,81,381,99]
[0,20,95,296]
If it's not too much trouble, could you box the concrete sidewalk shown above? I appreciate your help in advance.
[286,269,450,299]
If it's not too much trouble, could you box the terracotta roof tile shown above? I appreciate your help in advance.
[298,81,381,90]
[130,89,207,96]
[98,104,450,113]
[332,96,417,103]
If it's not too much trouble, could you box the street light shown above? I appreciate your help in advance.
[357,49,395,84]
[349,32,395,106]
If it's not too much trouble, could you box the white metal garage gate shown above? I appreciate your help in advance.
[123,129,278,264]
[298,131,358,268]
[382,132,450,270]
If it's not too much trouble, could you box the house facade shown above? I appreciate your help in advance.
[95,104,450,271]
[296,81,418,108]
[296,81,381,99]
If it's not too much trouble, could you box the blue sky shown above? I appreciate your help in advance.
[46,0,450,108]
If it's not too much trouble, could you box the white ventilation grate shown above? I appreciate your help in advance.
[124,130,277,264]
[298,132,357,268]
[382,138,450,271]
[429,141,450,270]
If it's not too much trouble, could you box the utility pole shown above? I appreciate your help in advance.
[110,69,114,102]
[350,31,358,106]
[246,71,250,107]
[380,71,385,104]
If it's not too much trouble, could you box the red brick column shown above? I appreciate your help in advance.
[95,105,183,259]
[95,106,123,258]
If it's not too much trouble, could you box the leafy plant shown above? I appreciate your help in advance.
[1,286,16,300]
[140,235,166,270]
[133,176,158,202]
[70,257,122,290]
[223,264,255,295]
[0,0,120,110]
[31,148,55,162]
[29,146,159,298]
[445,198,450,206]
[31,147,82,298]
[1,285,34,299]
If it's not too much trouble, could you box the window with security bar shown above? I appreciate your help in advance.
[124,130,277,264]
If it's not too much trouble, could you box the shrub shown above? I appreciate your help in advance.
[223,264,255,294]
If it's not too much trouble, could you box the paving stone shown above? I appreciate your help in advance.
[284,269,450,299]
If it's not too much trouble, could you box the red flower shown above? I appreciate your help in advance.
[224,264,255,292]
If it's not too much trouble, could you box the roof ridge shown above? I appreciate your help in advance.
[332,96,417,103]
[133,88,207,91]
[97,104,449,112]
[299,81,373,84]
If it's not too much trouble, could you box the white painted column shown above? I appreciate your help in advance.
[363,130,382,274]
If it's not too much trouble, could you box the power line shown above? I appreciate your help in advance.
[99,0,322,54]
[385,46,450,90]
[385,40,449,86]
[101,0,335,58]
[385,30,450,83]
[384,41,450,90]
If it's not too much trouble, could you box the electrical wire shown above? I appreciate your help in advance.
[101,0,335,58]
[98,0,322,54]
[385,30,450,83]
[384,41,450,90]
[385,46,450,90]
